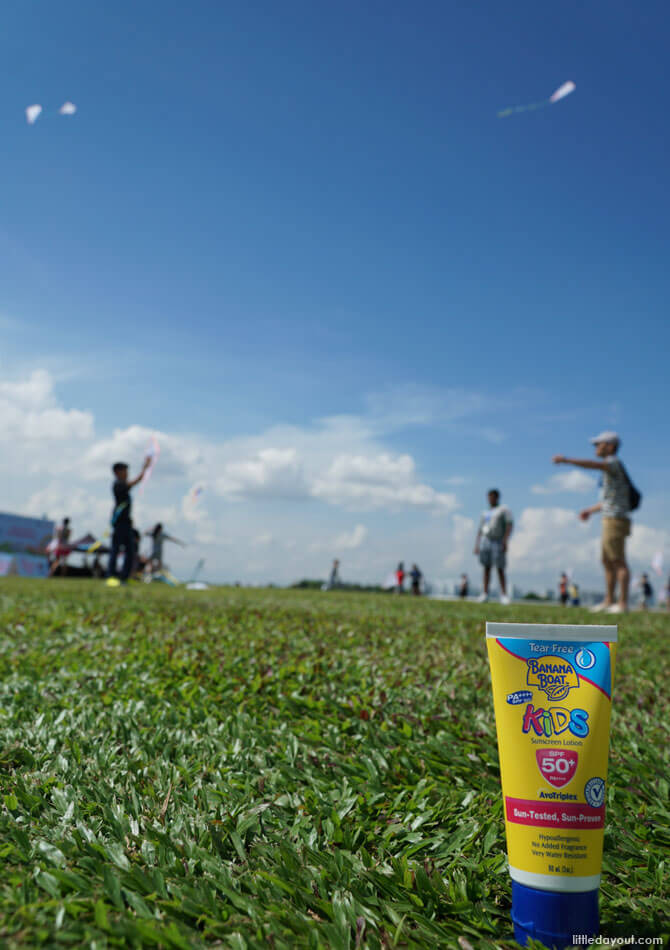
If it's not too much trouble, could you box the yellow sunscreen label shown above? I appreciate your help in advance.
[486,623,617,891]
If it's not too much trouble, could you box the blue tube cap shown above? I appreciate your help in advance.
[511,882,599,949]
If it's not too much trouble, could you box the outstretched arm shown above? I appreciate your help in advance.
[164,534,186,546]
[128,457,151,489]
[552,455,609,472]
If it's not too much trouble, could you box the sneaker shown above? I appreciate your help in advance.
[606,604,627,614]
[500,594,511,606]
[589,602,610,613]
[477,593,489,603]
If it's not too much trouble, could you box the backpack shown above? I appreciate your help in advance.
[620,463,642,511]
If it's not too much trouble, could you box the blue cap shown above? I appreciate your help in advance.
[511,882,599,949]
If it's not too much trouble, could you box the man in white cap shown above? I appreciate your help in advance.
[552,432,633,613]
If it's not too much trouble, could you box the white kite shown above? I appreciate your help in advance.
[25,102,77,124]
[549,81,576,103]
[652,551,664,577]
[498,80,576,118]
[139,435,161,495]
[25,104,42,125]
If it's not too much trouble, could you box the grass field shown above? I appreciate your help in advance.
[0,580,668,949]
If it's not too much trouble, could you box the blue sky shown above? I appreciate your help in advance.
[1,1,668,590]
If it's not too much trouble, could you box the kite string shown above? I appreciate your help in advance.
[497,81,575,119]
[497,99,549,119]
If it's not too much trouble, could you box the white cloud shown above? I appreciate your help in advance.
[0,370,93,460]
[208,443,458,514]
[363,383,539,443]
[326,453,415,485]
[83,425,196,482]
[252,533,275,547]
[24,484,110,527]
[508,506,670,586]
[478,427,506,445]
[333,524,367,550]
[5,368,667,590]
[0,369,53,408]
[511,507,599,576]
[443,514,476,570]
[313,453,458,512]
[364,384,516,432]
[628,523,670,569]
[365,385,492,429]
[0,369,465,580]
[531,470,597,495]
[215,448,308,500]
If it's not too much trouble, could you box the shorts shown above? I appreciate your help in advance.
[479,537,506,570]
[601,517,630,563]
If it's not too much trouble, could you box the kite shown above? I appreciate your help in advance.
[150,569,179,587]
[139,435,161,495]
[86,532,110,554]
[25,102,77,124]
[189,559,205,583]
[498,80,576,119]
[190,485,204,505]
[652,551,664,577]
[549,81,576,103]
[25,105,42,125]
[187,559,208,590]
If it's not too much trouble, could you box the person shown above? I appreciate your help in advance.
[132,528,151,578]
[395,562,405,593]
[559,572,569,606]
[49,517,72,577]
[474,489,513,604]
[145,523,185,575]
[329,559,341,589]
[409,564,422,596]
[568,581,580,607]
[638,573,653,610]
[107,457,150,584]
[553,431,636,614]
[325,559,341,590]
[458,573,469,599]
[91,553,104,579]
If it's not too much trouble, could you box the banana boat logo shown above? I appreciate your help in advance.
[526,655,579,701]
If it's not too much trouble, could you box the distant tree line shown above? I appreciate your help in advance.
[291,579,386,593]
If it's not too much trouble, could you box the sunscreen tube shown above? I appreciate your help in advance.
[486,623,617,949]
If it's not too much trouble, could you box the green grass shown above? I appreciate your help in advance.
[0,580,668,949]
